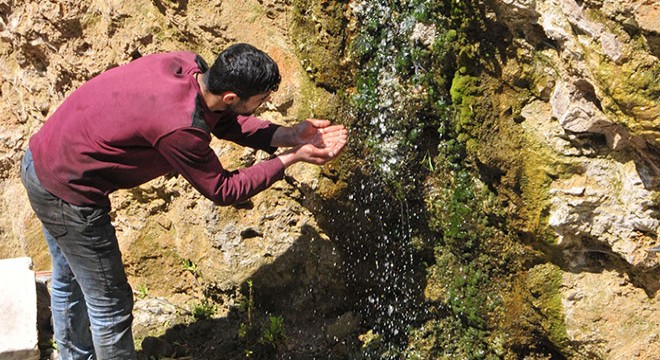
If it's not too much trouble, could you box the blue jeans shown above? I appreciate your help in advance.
[21,149,136,360]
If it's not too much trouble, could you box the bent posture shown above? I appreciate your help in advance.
[21,43,347,359]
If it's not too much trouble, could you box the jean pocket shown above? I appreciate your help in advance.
[39,201,68,238]
[86,208,110,227]
[70,204,111,227]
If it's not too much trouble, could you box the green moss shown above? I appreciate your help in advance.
[291,0,573,358]
[526,263,569,348]
[290,0,349,90]
[295,76,342,120]
[651,191,660,207]
[577,7,660,129]
[596,57,660,126]
[497,265,571,358]
[450,71,481,136]
[521,144,555,234]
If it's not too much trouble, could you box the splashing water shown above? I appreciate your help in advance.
[323,0,583,358]
[339,0,455,353]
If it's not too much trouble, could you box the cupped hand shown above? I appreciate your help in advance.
[294,119,348,150]
[280,134,348,166]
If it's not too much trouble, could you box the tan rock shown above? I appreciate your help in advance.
[561,270,660,358]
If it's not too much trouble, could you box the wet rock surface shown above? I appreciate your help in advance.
[0,0,658,358]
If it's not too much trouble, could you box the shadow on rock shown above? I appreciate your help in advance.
[146,164,434,359]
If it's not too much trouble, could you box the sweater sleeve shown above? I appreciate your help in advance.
[156,128,285,206]
[212,114,281,154]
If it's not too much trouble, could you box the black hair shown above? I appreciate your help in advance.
[206,43,281,99]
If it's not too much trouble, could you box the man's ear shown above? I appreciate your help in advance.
[221,92,240,105]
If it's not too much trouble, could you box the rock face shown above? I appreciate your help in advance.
[0,0,347,357]
[0,0,658,358]
[496,0,659,259]
[493,0,660,357]
[0,0,319,265]
[561,270,660,358]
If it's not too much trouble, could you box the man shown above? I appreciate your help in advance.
[20,43,347,359]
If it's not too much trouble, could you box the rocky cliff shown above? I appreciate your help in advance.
[0,0,349,358]
[489,1,659,357]
[0,0,658,359]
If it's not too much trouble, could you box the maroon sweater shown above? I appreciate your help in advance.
[29,51,285,209]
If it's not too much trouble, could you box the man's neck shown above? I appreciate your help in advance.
[196,72,227,112]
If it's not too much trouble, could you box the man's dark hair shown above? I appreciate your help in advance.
[206,43,281,99]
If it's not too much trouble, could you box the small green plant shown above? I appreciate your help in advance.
[358,329,382,349]
[236,281,286,354]
[422,151,435,172]
[136,284,149,299]
[182,258,198,275]
[246,280,254,326]
[238,322,248,339]
[238,280,255,332]
[261,315,286,347]
[190,300,217,320]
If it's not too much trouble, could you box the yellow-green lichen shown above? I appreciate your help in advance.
[526,263,569,349]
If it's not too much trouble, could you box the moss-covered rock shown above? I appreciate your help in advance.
[290,0,350,91]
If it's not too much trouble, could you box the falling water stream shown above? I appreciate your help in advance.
[328,0,464,356]
[317,1,549,358]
